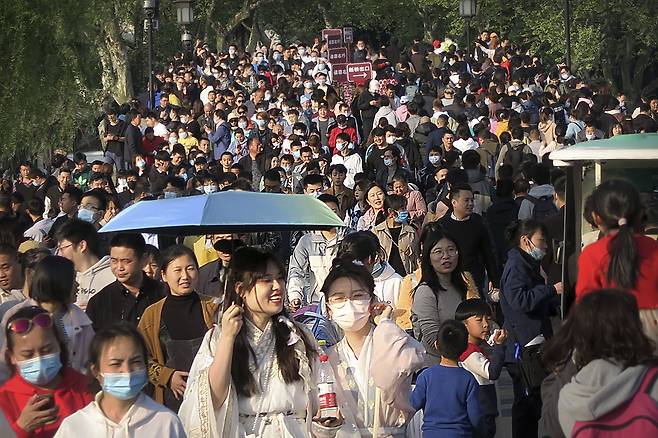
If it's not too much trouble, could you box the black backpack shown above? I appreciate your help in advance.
[526,195,559,220]
[503,143,526,174]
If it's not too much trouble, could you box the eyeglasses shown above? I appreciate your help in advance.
[55,243,73,254]
[7,313,53,334]
[431,248,459,258]
[327,293,371,306]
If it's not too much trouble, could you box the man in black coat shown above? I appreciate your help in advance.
[124,110,144,169]
[437,183,500,293]
[148,150,173,196]
[238,137,268,189]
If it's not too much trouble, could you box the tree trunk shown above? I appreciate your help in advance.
[212,0,277,51]
[99,11,134,104]
[317,1,334,28]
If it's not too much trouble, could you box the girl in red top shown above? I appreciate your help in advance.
[0,306,92,438]
[576,179,658,346]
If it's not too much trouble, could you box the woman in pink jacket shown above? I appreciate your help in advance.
[313,258,426,437]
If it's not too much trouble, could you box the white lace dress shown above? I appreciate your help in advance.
[179,318,316,438]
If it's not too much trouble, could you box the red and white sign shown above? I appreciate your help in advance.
[322,28,342,49]
[347,62,372,84]
[328,47,348,65]
[343,27,353,44]
[332,63,348,83]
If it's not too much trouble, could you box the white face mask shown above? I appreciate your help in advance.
[328,299,371,332]
[434,48,441,54]
[386,136,396,145]
[336,142,346,151]
[169,137,177,145]
[586,134,596,141]
[179,132,188,139]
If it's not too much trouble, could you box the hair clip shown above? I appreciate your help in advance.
[618,217,628,227]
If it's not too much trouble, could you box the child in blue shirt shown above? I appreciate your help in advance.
[411,319,483,437]
[456,299,507,438]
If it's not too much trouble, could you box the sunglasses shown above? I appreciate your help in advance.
[8,313,53,335]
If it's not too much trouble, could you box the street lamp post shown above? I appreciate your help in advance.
[565,0,572,69]
[175,1,194,52]
[143,0,156,110]
[459,0,477,54]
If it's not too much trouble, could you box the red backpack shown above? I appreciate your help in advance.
[571,366,658,438]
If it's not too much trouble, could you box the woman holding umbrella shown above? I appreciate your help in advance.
[179,247,338,437]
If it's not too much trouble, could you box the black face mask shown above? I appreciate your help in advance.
[127,180,137,191]
[213,239,244,254]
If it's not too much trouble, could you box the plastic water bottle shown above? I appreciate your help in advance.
[317,353,339,419]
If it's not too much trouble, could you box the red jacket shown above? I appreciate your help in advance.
[576,233,658,308]
[0,367,93,438]
[142,136,167,166]
[328,126,358,153]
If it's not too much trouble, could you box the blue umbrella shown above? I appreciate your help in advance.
[99,191,344,235]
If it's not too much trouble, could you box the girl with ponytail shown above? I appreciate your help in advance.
[576,179,658,347]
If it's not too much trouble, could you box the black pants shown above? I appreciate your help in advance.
[506,363,542,438]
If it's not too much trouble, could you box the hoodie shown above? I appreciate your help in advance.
[558,359,658,437]
[75,256,116,310]
[518,184,555,220]
[374,262,403,308]
[55,392,186,438]
[374,105,399,127]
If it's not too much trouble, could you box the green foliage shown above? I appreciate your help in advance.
[1,0,655,167]
[0,0,101,164]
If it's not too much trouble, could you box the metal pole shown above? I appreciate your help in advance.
[465,18,471,55]
[564,0,572,68]
[148,17,154,109]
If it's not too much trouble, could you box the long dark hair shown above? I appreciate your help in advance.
[542,289,655,371]
[224,247,316,397]
[591,179,642,290]
[419,228,467,297]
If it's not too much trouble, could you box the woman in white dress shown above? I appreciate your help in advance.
[316,259,426,437]
[179,247,339,438]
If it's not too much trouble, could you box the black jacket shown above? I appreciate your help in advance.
[437,213,499,291]
[500,248,559,362]
[486,198,519,268]
[86,275,165,331]
[197,261,228,300]
[124,123,144,158]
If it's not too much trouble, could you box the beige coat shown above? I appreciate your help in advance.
[372,221,419,276]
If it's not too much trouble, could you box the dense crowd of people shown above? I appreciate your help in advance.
[0,29,656,438]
